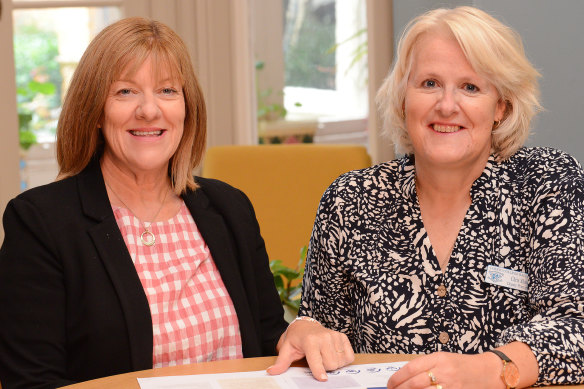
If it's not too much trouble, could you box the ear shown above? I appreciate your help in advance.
[495,98,508,122]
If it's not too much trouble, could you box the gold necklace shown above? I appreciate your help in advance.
[105,181,170,247]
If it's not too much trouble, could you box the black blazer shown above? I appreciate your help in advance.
[0,158,287,389]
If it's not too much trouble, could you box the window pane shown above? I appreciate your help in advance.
[282,0,368,121]
[13,7,121,189]
[283,0,336,90]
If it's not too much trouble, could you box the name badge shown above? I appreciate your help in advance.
[485,265,528,292]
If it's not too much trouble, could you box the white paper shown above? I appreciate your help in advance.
[137,362,407,389]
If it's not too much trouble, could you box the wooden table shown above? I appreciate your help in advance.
[61,353,582,388]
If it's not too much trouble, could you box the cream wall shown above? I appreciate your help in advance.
[0,0,21,241]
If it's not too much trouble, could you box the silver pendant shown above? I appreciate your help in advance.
[141,230,156,246]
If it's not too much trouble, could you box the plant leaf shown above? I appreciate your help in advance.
[28,80,56,95]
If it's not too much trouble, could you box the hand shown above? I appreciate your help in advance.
[386,352,503,389]
[266,317,355,381]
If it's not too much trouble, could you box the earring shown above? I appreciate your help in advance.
[493,120,501,129]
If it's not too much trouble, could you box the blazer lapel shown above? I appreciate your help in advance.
[183,189,256,353]
[77,159,153,370]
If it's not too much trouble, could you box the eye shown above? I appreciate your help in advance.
[117,88,132,96]
[422,79,437,88]
[161,87,179,95]
[463,83,480,93]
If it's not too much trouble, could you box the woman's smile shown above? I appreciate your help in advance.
[129,128,165,137]
[431,124,462,133]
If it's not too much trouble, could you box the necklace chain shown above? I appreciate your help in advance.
[105,180,170,247]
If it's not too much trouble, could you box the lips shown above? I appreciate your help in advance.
[129,129,164,136]
[432,124,461,133]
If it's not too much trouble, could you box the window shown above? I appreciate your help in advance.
[283,0,368,122]
[13,6,121,189]
[254,0,369,145]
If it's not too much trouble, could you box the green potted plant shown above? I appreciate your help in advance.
[269,246,307,322]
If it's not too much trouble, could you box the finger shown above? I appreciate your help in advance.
[332,335,353,367]
[388,370,436,389]
[318,332,345,371]
[341,339,355,366]
[267,346,303,376]
[387,354,437,388]
[305,348,328,381]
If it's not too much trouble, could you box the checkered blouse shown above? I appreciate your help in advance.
[113,202,243,367]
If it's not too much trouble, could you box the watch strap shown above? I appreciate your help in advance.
[487,349,519,389]
[488,349,512,362]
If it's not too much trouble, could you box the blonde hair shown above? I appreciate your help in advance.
[57,17,206,194]
[376,6,542,160]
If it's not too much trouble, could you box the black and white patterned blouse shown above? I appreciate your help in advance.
[299,147,584,385]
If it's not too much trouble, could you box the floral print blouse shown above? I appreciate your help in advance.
[299,147,584,385]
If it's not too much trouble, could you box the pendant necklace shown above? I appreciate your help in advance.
[105,181,170,247]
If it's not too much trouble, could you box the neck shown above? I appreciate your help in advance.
[100,157,176,226]
[100,156,171,207]
[414,156,488,205]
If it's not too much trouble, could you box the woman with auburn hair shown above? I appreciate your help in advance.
[270,6,584,388]
[0,17,352,388]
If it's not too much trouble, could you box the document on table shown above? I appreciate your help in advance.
[137,361,407,389]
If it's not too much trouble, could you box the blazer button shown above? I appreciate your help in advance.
[438,331,450,344]
[437,284,447,297]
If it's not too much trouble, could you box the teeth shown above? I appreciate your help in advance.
[433,124,460,133]
[130,130,162,136]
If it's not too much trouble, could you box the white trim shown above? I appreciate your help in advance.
[314,118,368,145]
[366,0,394,164]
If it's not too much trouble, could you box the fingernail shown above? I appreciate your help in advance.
[320,373,328,381]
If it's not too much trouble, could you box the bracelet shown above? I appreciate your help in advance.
[281,316,321,341]
[288,316,320,327]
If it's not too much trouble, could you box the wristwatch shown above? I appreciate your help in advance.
[487,349,520,389]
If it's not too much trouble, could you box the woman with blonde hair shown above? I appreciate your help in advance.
[272,6,584,388]
[0,17,352,388]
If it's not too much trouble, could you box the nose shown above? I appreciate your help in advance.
[135,93,161,121]
[435,87,459,116]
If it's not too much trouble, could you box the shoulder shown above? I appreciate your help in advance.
[189,176,255,217]
[328,159,402,194]
[9,176,78,212]
[315,159,405,219]
[504,147,584,186]
[507,147,582,170]
[501,147,584,207]
[192,176,249,202]
[321,158,404,204]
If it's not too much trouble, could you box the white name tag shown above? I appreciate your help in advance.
[485,265,528,292]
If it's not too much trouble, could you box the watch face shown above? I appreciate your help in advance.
[503,361,520,387]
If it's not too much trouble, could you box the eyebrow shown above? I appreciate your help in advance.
[112,77,178,84]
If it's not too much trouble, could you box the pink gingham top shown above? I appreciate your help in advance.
[112,202,243,367]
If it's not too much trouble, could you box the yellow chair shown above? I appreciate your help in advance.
[201,144,372,269]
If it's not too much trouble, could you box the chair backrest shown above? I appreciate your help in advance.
[201,144,371,269]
